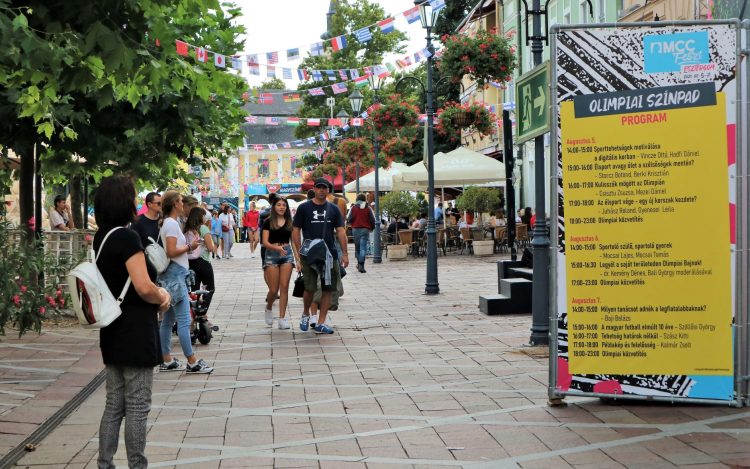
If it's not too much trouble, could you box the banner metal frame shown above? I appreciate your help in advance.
[548,19,745,407]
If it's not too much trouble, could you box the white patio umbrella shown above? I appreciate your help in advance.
[396,147,506,188]
[344,162,420,192]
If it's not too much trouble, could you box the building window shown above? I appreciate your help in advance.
[258,159,269,177]
[579,1,588,23]
[563,8,571,24]
[598,0,606,22]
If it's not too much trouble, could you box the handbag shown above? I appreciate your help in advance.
[146,233,169,275]
[222,224,229,232]
[292,273,305,298]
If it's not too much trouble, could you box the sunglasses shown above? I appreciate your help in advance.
[149,201,161,206]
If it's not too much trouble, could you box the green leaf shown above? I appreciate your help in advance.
[12,13,28,31]
[39,122,54,139]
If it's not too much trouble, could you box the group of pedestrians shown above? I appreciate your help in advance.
[90,174,381,469]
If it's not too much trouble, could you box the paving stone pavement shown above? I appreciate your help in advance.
[8,246,750,468]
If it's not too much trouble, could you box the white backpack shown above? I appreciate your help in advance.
[67,227,132,329]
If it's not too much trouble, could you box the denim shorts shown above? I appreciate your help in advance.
[264,245,295,268]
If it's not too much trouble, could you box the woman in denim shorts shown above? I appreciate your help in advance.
[261,197,300,330]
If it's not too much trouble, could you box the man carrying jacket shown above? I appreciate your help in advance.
[347,193,376,273]
[292,178,349,334]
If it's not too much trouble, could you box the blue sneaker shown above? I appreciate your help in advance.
[315,324,334,334]
[300,314,310,331]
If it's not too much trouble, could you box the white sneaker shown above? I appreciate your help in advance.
[228,252,234,258]
[265,309,274,325]
[310,315,318,327]
[251,252,256,258]
[278,318,290,329]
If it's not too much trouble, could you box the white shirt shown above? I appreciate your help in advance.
[49,210,68,229]
[161,217,189,269]
[219,213,235,230]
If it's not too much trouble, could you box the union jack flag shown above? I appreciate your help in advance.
[310,88,325,96]
[245,116,258,124]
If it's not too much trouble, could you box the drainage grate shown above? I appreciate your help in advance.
[0,368,106,469]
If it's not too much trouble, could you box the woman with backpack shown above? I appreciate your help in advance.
[92,175,171,469]
[158,190,213,374]
[184,207,215,313]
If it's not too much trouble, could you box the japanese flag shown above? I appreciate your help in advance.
[196,47,208,63]
[215,54,226,68]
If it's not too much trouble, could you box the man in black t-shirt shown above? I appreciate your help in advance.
[130,192,161,247]
[292,178,349,334]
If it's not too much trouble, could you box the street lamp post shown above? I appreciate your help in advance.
[348,90,364,197]
[416,0,439,294]
[367,72,384,264]
[336,109,350,200]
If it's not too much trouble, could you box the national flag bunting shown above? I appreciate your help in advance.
[268,144,278,150]
[332,83,347,94]
[267,66,276,78]
[419,114,428,123]
[247,54,259,64]
[310,87,325,96]
[378,18,395,34]
[350,69,360,79]
[429,0,446,11]
[403,6,421,24]
[266,117,280,125]
[374,65,391,78]
[354,76,368,88]
[421,48,433,58]
[355,27,372,43]
[363,66,372,76]
[266,51,279,64]
[282,142,291,149]
[282,68,292,80]
[360,111,369,119]
[339,70,348,80]
[231,56,243,69]
[385,63,396,72]
[320,132,330,140]
[331,35,347,51]
[310,42,324,56]
[307,119,321,126]
[328,118,342,126]
[258,94,274,104]
[298,69,309,81]
[253,144,264,151]
[196,47,208,62]
[312,70,322,81]
[283,93,300,102]
[325,70,335,80]
[245,116,258,124]
[294,140,305,147]
[176,41,189,56]
[307,137,317,145]
[341,124,350,132]
[215,54,226,68]
[352,118,363,126]
[287,48,300,61]
[404,56,413,66]
[330,128,339,137]
[414,51,422,63]
[287,118,300,126]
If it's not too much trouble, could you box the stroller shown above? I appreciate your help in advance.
[172,289,219,345]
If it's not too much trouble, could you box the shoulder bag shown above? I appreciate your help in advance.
[146,231,169,275]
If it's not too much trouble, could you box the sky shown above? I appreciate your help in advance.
[229,0,432,88]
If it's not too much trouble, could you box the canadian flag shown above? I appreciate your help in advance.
[352,118,363,127]
[215,54,225,68]
[196,47,207,62]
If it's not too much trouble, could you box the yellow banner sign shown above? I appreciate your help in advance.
[562,93,732,376]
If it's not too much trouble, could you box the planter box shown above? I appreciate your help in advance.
[473,240,494,256]
[389,245,409,260]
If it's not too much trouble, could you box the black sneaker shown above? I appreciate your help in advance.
[159,358,185,372]
[186,359,213,374]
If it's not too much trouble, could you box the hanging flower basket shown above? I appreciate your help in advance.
[380,137,414,162]
[370,94,420,132]
[436,101,497,142]
[437,27,517,89]
[338,138,373,164]
[450,112,473,127]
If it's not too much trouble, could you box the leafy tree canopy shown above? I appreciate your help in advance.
[253,78,286,91]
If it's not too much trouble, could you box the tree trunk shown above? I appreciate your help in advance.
[18,146,34,241]
[70,174,83,228]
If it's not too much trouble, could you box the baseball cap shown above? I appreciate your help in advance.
[313,177,332,191]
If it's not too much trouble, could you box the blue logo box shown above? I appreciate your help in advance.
[643,31,710,73]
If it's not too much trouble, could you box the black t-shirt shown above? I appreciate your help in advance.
[94,227,161,368]
[387,221,408,233]
[262,218,292,245]
[130,214,161,247]
[293,200,344,259]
